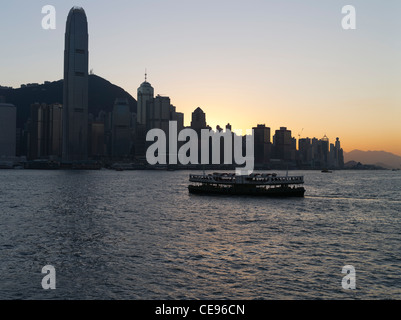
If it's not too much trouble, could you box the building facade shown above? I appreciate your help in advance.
[253,124,271,166]
[62,7,89,162]
[0,103,16,158]
[112,98,132,159]
[137,77,154,126]
[29,103,63,160]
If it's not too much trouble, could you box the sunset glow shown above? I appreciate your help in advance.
[1,0,400,156]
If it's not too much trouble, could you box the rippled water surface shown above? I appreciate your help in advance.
[0,169,400,299]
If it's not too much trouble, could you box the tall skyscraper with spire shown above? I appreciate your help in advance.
[62,7,89,162]
[137,72,154,126]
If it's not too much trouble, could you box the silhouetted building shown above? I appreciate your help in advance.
[112,98,132,159]
[329,137,344,168]
[253,124,271,166]
[176,112,184,133]
[320,135,330,167]
[134,75,154,158]
[191,107,207,133]
[299,137,312,165]
[0,103,16,158]
[274,127,292,161]
[62,6,89,162]
[170,105,184,133]
[137,74,154,126]
[147,95,171,133]
[29,103,63,160]
[89,122,105,158]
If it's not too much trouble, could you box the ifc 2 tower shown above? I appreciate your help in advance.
[62,7,89,162]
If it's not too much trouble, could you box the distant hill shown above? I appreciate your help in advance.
[0,74,137,128]
[344,150,401,169]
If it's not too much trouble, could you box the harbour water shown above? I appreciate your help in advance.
[0,169,400,299]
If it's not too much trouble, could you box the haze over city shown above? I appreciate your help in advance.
[1,0,400,156]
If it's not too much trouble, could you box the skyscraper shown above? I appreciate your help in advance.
[253,124,271,165]
[191,107,207,133]
[274,127,292,161]
[0,103,16,158]
[137,73,154,126]
[112,98,132,158]
[29,103,63,160]
[62,7,89,162]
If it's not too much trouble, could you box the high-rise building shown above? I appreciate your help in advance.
[320,135,329,167]
[111,98,132,158]
[329,137,344,168]
[137,74,154,126]
[191,107,207,133]
[29,103,63,160]
[299,137,312,164]
[170,105,184,133]
[253,124,271,165]
[0,103,16,158]
[273,127,292,161]
[62,7,89,162]
[89,122,105,158]
[135,75,154,158]
[147,95,171,133]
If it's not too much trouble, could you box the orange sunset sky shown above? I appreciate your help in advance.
[1,0,400,156]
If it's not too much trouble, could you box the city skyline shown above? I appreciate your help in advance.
[0,1,400,156]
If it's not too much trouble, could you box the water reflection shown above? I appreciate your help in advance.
[0,169,400,299]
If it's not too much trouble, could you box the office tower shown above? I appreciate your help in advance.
[190,107,207,133]
[0,103,16,157]
[62,7,89,162]
[89,122,105,158]
[320,135,329,167]
[169,105,184,133]
[147,95,171,133]
[135,75,154,158]
[329,137,344,168]
[274,127,292,161]
[137,74,154,126]
[29,103,63,160]
[176,112,184,133]
[253,124,271,165]
[299,137,312,164]
[112,98,132,158]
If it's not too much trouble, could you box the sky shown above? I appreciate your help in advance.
[0,0,400,156]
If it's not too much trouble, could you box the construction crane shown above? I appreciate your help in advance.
[298,128,304,139]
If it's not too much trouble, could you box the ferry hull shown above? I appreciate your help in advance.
[188,185,305,197]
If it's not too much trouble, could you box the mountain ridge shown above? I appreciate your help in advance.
[344,149,401,169]
[0,74,137,128]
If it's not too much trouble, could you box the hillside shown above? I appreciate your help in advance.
[0,75,137,128]
[344,150,401,169]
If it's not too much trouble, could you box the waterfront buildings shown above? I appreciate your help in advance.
[0,103,16,158]
[28,103,63,160]
[111,98,132,158]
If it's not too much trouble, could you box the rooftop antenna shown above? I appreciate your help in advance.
[145,68,147,82]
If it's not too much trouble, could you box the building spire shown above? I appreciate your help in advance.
[145,68,147,82]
